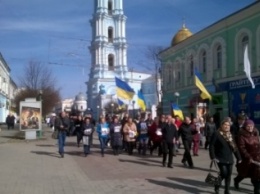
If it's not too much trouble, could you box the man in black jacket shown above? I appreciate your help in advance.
[162,115,178,168]
[178,116,194,168]
[55,111,70,158]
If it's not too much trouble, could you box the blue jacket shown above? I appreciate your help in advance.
[96,122,110,138]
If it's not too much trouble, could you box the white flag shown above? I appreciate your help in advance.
[244,45,255,89]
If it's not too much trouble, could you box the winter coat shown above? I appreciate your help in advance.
[55,116,70,132]
[205,122,217,139]
[209,130,241,164]
[237,128,260,180]
[123,122,137,142]
[149,122,162,143]
[110,123,122,147]
[74,119,83,133]
[162,123,178,144]
[178,122,193,142]
[191,123,200,141]
[96,122,110,139]
[137,121,149,140]
[81,123,94,145]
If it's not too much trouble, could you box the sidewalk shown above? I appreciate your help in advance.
[0,126,253,194]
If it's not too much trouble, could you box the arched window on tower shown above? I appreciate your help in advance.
[202,51,207,73]
[108,27,113,43]
[216,45,222,69]
[108,0,113,15]
[239,35,249,68]
[190,55,194,76]
[108,54,114,71]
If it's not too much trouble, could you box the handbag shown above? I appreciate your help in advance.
[205,160,222,186]
[52,130,59,139]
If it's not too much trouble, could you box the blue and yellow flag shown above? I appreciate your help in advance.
[172,103,184,120]
[137,90,146,111]
[115,77,135,100]
[117,98,126,109]
[194,69,212,100]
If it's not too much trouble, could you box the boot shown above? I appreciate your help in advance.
[214,185,219,194]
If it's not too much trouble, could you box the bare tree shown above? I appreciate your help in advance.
[145,46,165,100]
[14,60,61,116]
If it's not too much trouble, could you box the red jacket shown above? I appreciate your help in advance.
[191,123,200,141]
[149,122,162,142]
[175,120,182,129]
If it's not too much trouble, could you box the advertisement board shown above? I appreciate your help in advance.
[19,98,42,132]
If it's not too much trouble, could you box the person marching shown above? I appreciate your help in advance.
[137,117,149,155]
[110,116,123,155]
[209,118,241,194]
[161,115,178,168]
[96,117,109,157]
[192,118,200,156]
[74,115,84,147]
[178,116,194,168]
[123,117,137,155]
[149,116,162,156]
[234,119,260,194]
[204,116,217,150]
[55,111,70,158]
[81,117,94,157]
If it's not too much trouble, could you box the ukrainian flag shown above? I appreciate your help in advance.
[172,103,184,120]
[115,77,135,100]
[137,90,146,111]
[117,98,126,109]
[194,69,212,100]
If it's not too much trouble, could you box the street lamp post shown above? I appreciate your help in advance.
[37,90,43,138]
[97,105,100,119]
[111,103,114,116]
[132,100,135,118]
[174,92,180,105]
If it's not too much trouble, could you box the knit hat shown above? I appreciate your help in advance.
[243,119,254,127]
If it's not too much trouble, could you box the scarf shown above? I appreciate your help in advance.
[219,130,237,151]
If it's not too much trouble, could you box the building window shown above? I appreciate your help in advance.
[242,36,249,50]
[108,0,112,15]
[108,54,114,70]
[108,27,113,43]
[239,35,249,67]
[177,71,181,82]
[168,66,172,85]
[214,45,222,69]
[202,51,207,73]
[190,55,194,76]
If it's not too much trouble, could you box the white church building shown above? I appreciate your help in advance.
[86,0,152,118]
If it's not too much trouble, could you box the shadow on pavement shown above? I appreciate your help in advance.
[138,158,162,164]
[146,178,211,194]
[31,151,60,158]
[36,144,56,147]
[168,177,253,194]
[118,159,160,167]
[174,163,210,172]
[64,151,86,157]
[0,135,24,140]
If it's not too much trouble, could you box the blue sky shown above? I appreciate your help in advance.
[0,0,255,99]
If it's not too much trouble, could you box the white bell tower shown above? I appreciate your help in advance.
[87,0,128,114]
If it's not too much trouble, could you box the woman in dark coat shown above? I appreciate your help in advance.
[234,120,260,194]
[74,115,84,147]
[81,117,94,157]
[110,116,123,155]
[209,119,241,194]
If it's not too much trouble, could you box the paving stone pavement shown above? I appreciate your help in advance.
[0,124,254,194]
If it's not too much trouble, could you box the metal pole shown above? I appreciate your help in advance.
[38,90,43,139]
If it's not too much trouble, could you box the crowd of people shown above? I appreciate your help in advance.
[52,111,260,194]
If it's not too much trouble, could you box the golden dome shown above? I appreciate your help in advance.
[171,24,193,46]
